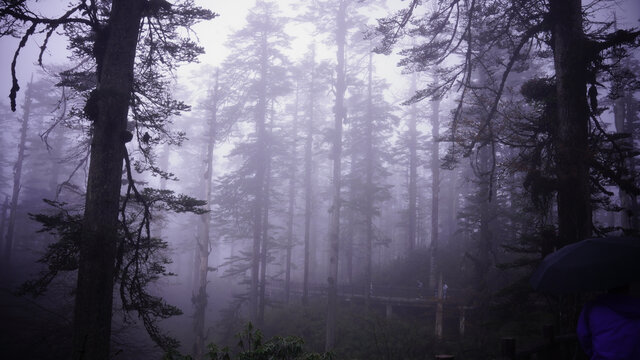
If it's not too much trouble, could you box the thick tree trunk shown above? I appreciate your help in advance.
[326,0,347,351]
[549,0,592,245]
[71,1,144,359]
[3,78,31,266]
[193,70,219,360]
[428,98,440,290]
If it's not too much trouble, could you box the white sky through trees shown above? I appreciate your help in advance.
[1,0,637,113]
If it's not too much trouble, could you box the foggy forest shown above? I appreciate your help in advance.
[1,0,639,359]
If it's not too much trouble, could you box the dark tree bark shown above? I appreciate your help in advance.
[71,1,145,359]
[3,77,32,266]
[549,0,592,245]
[326,0,347,351]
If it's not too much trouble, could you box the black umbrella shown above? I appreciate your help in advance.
[530,236,640,294]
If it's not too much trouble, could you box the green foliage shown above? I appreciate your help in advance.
[259,301,439,359]
[165,323,332,360]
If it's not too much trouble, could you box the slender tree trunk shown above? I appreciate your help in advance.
[258,111,273,325]
[285,86,299,305]
[72,1,145,359]
[302,46,315,306]
[613,63,638,230]
[250,29,269,324]
[326,0,347,351]
[364,50,374,309]
[345,148,355,286]
[549,0,592,245]
[407,75,418,255]
[477,143,493,292]
[193,70,219,360]
[3,77,32,266]
[444,168,458,239]
[428,98,440,291]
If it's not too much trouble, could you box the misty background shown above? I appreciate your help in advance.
[0,0,639,359]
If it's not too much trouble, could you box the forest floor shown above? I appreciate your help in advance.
[0,286,72,359]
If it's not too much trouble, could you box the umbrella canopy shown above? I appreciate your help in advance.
[530,236,640,294]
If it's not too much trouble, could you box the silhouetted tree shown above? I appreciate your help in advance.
[1,1,214,358]
[372,0,640,246]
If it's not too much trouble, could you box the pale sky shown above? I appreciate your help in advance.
[0,0,638,112]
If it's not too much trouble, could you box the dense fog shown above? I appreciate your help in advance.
[1,1,639,359]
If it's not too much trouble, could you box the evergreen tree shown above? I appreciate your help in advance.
[372,0,640,247]
[210,0,291,325]
[1,2,215,357]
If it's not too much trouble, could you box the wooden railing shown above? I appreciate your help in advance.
[266,280,463,304]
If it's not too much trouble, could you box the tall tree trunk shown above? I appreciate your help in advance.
[72,1,145,359]
[193,70,219,360]
[326,0,347,351]
[549,0,592,245]
[428,98,440,290]
[613,59,638,230]
[477,143,494,292]
[258,110,273,325]
[444,168,458,239]
[3,77,32,266]
[346,129,356,286]
[285,85,299,305]
[250,28,269,324]
[364,50,374,309]
[407,75,418,255]
[302,46,316,306]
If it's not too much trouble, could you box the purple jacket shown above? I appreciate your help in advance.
[577,294,640,359]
